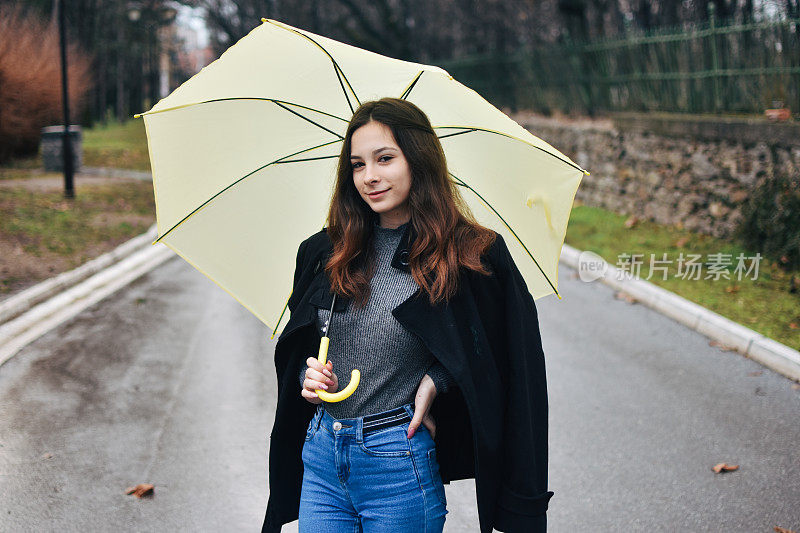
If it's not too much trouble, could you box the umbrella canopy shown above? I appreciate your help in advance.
[136,18,588,338]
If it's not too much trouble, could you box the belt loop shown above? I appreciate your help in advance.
[356,414,364,444]
[314,405,323,432]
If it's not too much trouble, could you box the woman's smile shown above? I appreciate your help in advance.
[367,188,389,199]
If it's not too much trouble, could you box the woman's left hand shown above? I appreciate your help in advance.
[407,374,438,440]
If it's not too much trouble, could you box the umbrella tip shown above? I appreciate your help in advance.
[261,17,268,23]
[584,170,591,176]
[133,113,142,119]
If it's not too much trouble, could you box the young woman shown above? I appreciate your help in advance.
[262,97,553,533]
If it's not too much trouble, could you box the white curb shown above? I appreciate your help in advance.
[0,226,173,367]
[0,224,159,324]
[561,243,800,382]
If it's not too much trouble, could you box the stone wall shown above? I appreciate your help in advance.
[512,111,800,239]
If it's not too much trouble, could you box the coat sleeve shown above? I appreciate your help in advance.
[288,236,314,387]
[287,237,310,314]
[491,234,554,532]
[425,360,455,395]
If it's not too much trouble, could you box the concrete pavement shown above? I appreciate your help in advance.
[0,258,798,531]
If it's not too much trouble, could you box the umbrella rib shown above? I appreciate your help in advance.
[271,297,291,340]
[449,172,560,297]
[263,18,361,113]
[400,71,423,99]
[334,64,357,115]
[154,138,342,244]
[437,128,477,140]
[277,154,339,164]
[436,126,588,175]
[134,97,350,123]
[272,101,343,140]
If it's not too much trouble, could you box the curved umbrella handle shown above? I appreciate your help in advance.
[314,336,360,402]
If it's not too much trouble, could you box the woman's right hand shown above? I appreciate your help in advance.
[301,356,338,404]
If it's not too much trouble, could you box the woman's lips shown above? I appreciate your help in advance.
[367,189,388,199]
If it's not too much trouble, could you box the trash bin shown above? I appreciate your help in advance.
[41,125,82,172]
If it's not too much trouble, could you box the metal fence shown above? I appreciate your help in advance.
[438,10,800,116]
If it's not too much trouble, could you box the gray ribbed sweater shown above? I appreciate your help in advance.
[298,221,455,419]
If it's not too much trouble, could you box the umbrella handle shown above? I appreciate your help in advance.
[314,336,360,402]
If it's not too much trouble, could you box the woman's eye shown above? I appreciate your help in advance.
[351,157,390,168]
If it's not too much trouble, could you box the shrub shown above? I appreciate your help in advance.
[734,171,800,271]
[0,4,92,163]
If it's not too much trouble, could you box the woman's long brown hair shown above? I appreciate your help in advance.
[326,97,496,308]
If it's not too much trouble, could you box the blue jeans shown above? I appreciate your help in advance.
[299,402,448,532]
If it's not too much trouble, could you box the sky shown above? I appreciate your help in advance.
[176,4,209,49]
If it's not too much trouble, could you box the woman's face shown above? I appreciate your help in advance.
[350,120,412,229]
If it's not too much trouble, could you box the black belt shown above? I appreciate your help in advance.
[361,405,412,436]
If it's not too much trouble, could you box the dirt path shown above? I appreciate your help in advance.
[0,171,146,191]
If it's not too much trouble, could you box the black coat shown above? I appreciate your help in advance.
[261,223,553,533]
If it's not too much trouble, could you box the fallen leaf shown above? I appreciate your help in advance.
[724,285,740,294]
[792,384,800,390]
[711,462,739,473]
[623,215,638,229]
[614,291,636,304]
[789,323,798,330]
[747,371,763,376]
[41,452,53,459]
[709,340,737,352]
[675,236,690,248]
[773,526,796,533]
[125,483,154,498]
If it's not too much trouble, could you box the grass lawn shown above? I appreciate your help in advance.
[565,203,800,351]
[0,178,155,299]
[0,119,151,174]
[81,119,151,171]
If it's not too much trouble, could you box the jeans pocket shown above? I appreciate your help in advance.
[305,410,320,442]
[427,448,447,506]
[359,426,411,457]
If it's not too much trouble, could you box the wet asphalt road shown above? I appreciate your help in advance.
[0,256,798,532]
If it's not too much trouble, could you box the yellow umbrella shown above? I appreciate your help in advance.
[135,18,587,401]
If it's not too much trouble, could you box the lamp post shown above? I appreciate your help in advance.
[58,0,74,199]
[126,1,177,114]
